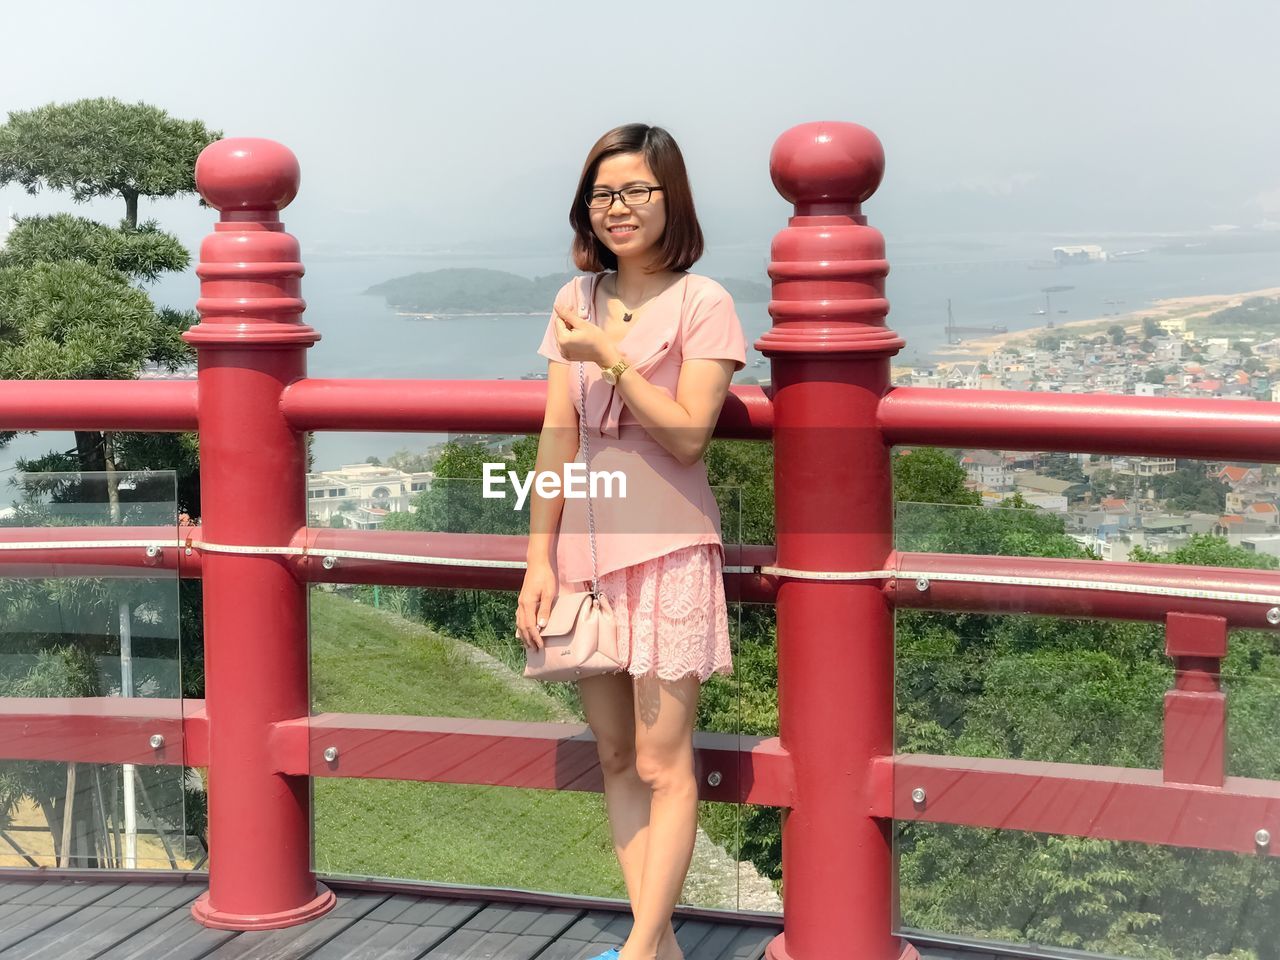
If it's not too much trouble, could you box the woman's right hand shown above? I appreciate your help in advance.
[517,561,559,652]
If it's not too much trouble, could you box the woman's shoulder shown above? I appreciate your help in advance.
[681,272,733,305]
[551,272,606,309]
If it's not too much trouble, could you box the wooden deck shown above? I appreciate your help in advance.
[0,874,1051,960]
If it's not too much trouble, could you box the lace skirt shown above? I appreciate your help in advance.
[562,543,733,683]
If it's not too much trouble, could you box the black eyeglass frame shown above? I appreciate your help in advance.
[584,185,665,209]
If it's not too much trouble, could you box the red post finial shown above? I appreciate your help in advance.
[756,120,902,358]
[769,121,884,217]
[195,137,301,215]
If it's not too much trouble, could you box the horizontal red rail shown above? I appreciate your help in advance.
[0,697,206,766]
[295,713,794,806]
[279,379,775,439]
[889,551,1280,627]
[8,697,1279,860]
[879,386,1280,463]
[3,529,1278,623]
[0,699,792,807]
[884,754,1280,859]
[0,380,198,431]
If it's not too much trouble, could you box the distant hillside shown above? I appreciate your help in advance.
[365,267,769,314]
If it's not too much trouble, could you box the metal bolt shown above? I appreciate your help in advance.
[707,771,723,787]
[184,547,192,556]
[1267,607,1280,626]
[915,577,930,592]
[911,787,927,805]
[145,545,160,558]
[149,734,165,750]
[323,746,339,763]
[322,555,338,570]
[1257,828,1272,848]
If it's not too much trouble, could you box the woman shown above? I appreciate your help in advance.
[516,123,746,960]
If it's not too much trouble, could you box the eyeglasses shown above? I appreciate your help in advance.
[585,185,664,209]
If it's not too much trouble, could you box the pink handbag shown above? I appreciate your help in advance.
[524,277,628,682]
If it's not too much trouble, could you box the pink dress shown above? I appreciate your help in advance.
[536,271,747,683]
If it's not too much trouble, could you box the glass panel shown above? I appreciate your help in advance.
[0,470,190,870]
[308,463,759,909]
[892,497,1280,957]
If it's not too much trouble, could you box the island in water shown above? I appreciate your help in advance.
[365,268,770,316]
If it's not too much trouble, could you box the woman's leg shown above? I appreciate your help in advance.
[620,672,701,960]
[578,672,680,957]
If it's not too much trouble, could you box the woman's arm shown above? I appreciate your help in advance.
[599,343,735,467]
[526,358,580,567]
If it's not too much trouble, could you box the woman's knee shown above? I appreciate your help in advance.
[596,739,638,778]
[633,748,695,791]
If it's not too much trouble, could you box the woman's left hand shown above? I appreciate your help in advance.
[553,303,612,367]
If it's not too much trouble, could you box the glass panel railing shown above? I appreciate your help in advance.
[307,464,762,910]
[0,470,190,870]
[892,498,1280,959]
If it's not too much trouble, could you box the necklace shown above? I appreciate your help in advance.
[611,274,666,322]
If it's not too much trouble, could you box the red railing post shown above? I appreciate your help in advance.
[1163,611,1228,787]
[759,123,914,960]
[184,138,336,929]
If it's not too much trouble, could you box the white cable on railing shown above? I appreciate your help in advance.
[0,538,1277,608]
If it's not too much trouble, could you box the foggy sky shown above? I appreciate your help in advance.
[2,0,1279,259]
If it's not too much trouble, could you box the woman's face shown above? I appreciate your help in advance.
[588,152,667,264]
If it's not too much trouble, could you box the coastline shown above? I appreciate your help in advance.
[927,284,1280,367]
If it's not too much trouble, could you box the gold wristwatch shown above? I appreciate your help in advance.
[601,356,631,385]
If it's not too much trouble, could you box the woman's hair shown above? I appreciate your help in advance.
[568,123,705,275]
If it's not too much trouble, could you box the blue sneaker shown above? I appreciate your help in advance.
[587,949,621,960]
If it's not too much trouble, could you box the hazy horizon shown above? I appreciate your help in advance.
[2,0,1279,265]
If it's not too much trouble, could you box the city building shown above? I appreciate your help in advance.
[306,462,434,528]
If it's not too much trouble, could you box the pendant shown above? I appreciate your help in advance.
[623,312,633,323]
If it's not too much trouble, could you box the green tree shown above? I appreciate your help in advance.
[0,212,190,283]
[0,97,218,228]
[893,447,980,505]
[0,99,219,514]
[1149,462,1230,513]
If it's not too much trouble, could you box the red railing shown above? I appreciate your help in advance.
[0,121,1277,960]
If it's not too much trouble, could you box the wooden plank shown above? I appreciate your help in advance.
[705,924,780,960]
[364,893,485,928]
[0,882,127,955]
[309,895,487,960]
[197,892,388,960]
[11,899,195,959]
[669,918,717,958]
[421,901,583,959]
[2,880,121,906]
[97,899,240,960]
[679,922,744,960]
[917,948,998,960]
[307,918,458,960]
[535,910,633,959]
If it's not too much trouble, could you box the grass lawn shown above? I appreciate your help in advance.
[308,587,626,897]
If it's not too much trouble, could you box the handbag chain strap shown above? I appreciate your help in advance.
[577,272,604,598]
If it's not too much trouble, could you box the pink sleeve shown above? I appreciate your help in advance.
[537,309,568,364]
[537,286,574,364]
[682,291,747,372]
